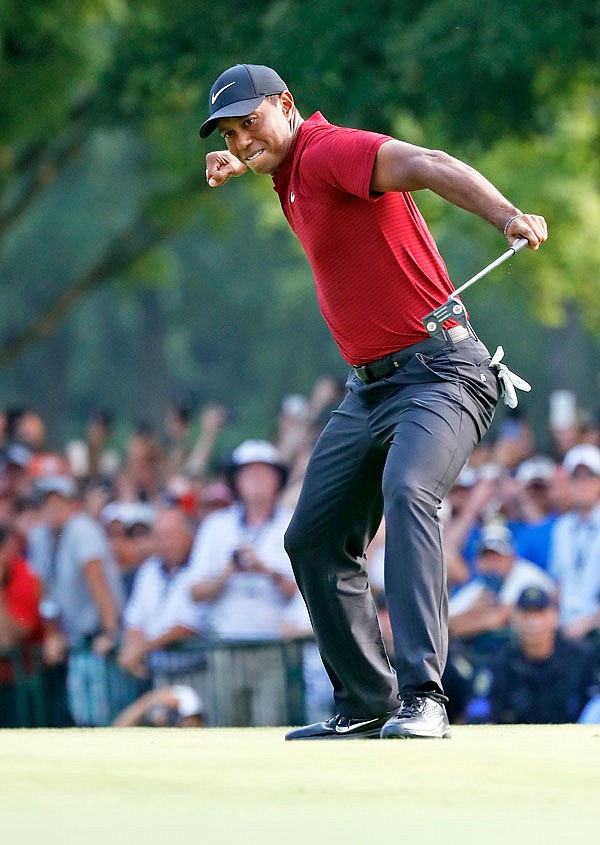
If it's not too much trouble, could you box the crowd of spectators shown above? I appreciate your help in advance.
[1,381,600,729]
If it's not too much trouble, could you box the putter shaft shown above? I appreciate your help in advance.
[450,237,529,300]
[422,237,529,339]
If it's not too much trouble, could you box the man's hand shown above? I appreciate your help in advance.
[199,403,229,434]
[205,151,248,187]
[118,641,149,679]
[92,631,119,656]
[42,631,68,666]
[504,213,548,250]
[562,613,599,641]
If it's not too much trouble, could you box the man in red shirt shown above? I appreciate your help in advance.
[202,64,548,739]
[0,524,43,727]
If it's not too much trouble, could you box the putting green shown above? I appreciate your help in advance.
[1,725,598,844]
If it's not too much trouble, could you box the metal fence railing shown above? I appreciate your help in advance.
[1,636,315,729]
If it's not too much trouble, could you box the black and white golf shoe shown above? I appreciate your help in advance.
[285,713,390,740]
[380,691,452,739]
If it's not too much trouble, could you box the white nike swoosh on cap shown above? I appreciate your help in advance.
[211,81,237,105]
[334,718,380,734]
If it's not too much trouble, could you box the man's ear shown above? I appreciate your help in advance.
[280,91,295,118]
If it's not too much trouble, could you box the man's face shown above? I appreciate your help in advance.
[42,493,74,529]
[234,463,281,505]
[513,606,558,651]
[569,465,600,512]
[217,93,294,175]
[477,549,513,579]
[153,510,193,568]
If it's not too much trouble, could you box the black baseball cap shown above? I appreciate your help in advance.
[516,586,553,611]
[199,64,288,138]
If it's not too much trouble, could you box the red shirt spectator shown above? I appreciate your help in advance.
[0,527,43,684]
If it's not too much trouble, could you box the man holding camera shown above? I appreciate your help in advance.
[188,440,297,726]
[189,440,296,640]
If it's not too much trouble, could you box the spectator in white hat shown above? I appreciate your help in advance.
[549,444,600,640]
[189,440,297,641]
[101,501,156,598]
[187,440,298,726]
[509,456,560,571]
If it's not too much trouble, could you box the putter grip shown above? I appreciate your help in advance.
[511,237,529,254]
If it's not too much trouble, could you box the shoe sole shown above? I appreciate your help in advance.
[286,725,384,740]
[380,728,452,740]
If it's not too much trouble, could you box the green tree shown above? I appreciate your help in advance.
[2,1,600,442]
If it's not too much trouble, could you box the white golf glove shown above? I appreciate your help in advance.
[489,346,532,409]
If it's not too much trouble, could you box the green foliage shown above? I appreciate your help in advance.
[1,0,600,443]
[465,72,600,328]
[0,0,125,157]
[381,0,600,144]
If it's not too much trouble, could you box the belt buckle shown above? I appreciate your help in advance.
[354,364,370,383]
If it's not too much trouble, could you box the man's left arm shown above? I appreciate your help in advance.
[371,139,547,248]
[142,624,198,654]
[83,558,120,654]
[0,593,28,650]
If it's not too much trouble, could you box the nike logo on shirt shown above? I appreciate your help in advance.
[211,81,236,105]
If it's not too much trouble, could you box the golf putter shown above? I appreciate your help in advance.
[422,237,529,340]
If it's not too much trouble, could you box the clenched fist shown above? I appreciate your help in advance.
[205,150,248,187]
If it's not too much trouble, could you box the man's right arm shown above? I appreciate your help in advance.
[371,139,548,248]
[118,627,148,677]
[190,565,234,602]
[205,151,248,187]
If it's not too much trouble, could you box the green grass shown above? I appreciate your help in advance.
[1,725,599,844]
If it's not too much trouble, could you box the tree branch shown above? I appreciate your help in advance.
[0,93,94,236]
[0,174,204,368]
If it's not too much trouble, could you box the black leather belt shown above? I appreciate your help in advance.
[353,324,471,384]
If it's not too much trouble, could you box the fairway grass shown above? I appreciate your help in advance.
[1,724,598,844]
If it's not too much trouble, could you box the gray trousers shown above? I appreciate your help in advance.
[284,334,499,717]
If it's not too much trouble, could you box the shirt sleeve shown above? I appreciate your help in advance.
[188,513,236,580]
[547,520,563,581]
[448,581,483,616]
[123,565,150,630]
[6,560,42,631]
[257,509,295,576]
[72,518,109,568]
[303,126,390,200]
[162,577,208,634]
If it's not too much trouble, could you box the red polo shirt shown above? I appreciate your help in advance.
[273,113,456,364]
[0,556,43,684]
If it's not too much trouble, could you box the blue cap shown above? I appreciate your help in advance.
[199,64,288,138]
[516,586,553,611]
